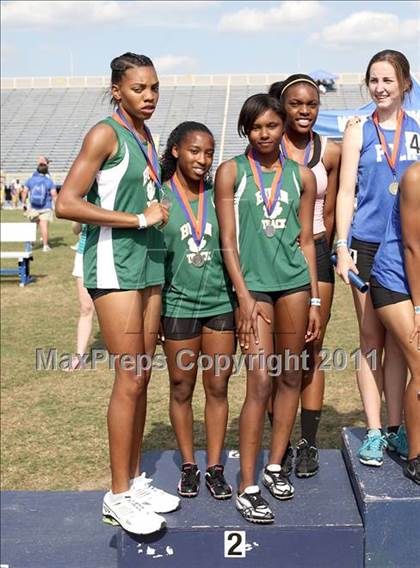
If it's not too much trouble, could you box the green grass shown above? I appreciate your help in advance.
[1,208,367,490]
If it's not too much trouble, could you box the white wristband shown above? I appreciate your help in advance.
[336,239,348,249]
[310,297,321,307]
[137,214,148,230]
[414,306,420,315]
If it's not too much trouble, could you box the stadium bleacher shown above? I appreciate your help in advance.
[1,73,373,182]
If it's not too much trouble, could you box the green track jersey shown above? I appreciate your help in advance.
[232,154,310,291]
[83,117,164,289]
[161,183,234,318]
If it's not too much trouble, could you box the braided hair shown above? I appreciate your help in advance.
[109,52,155,105]
[160,121,215,182]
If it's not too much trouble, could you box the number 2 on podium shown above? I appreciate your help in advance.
[224,530,246,558]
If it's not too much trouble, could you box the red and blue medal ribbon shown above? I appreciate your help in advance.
[280,132,313,166]
[248,149,284,216]
[170,174,207,247]
[113,106,161,189]
[372,109,406,179]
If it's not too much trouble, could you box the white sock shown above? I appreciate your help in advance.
[109,489,131,502]
[266,463,281,472]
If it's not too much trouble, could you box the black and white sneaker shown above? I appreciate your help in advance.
[295,439,320,478]
[236,485,274,524]
[178,463,200,497]
[281,446,294,477]
[404,455,420,485]
[263,464,294,500]
[205,465,233,500]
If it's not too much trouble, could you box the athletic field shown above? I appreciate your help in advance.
[1,208,378,491]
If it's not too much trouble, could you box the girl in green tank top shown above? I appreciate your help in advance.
[55,53,179,535]
[215,94,321,523]
[160,122,236,499]
[269,75,342,476]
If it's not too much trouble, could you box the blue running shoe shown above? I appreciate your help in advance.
[387,425,408,460]
[358,429,388,467]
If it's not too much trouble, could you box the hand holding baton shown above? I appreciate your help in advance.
[331,254,369,293]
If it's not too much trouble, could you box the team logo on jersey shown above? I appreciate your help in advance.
[374,132,420,163]
[180,222,213,265]
[143,167,158,205]
[256,187,288,236]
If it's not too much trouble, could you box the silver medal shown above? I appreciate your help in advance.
[388,181,399,195]
[192,253,205,267]
[264,224,276,238]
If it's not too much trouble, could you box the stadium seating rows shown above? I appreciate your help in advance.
[1,82,369,179]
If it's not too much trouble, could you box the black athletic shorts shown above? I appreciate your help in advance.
[87,288,131,301]
[315,236,335,284]
[162,311,235,341]
[249,284,311,305]
[349,237,380,283]
[370,276,411,310]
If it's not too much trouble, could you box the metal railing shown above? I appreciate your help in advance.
[6,72,420,90]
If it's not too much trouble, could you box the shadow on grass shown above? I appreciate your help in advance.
[305,404,366,449]
[28,236,67,251]
[0,274,48,287]
[43,236,67,249]
[142,403,366,459]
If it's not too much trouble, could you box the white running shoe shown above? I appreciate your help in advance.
[130,473,180,513]
[42,244,51,252]
[236,485,274,524]
[263,464,295,500]
[102,491,165,535]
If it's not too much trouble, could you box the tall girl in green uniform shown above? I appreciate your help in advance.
[56,53,180,536]
[160,122,236,500]
[268,75,341,478]
[216,94,321,524]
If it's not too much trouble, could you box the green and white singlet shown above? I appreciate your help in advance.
[161,184,234,318]
[233,154,310,291]
[83,117,164,289]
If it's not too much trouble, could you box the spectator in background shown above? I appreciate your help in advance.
[0,174,5,208]
[65,221,95,371]
[21,157,57,252]
[316,81,327,95]
[11,179,23,208]
[4,182,12,205]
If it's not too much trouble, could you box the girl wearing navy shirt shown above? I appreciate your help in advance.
[336,50,419,467]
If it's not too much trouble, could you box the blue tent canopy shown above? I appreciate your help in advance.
[309,69,338,82]
[314,75,420,138]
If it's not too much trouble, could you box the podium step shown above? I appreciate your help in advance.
[118,449,363,567]
[1,490,117,568]
[342,427,420,567]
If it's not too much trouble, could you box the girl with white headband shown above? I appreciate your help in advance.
[268,74,341,479]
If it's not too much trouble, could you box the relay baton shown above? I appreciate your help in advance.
[330,254,369,293]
